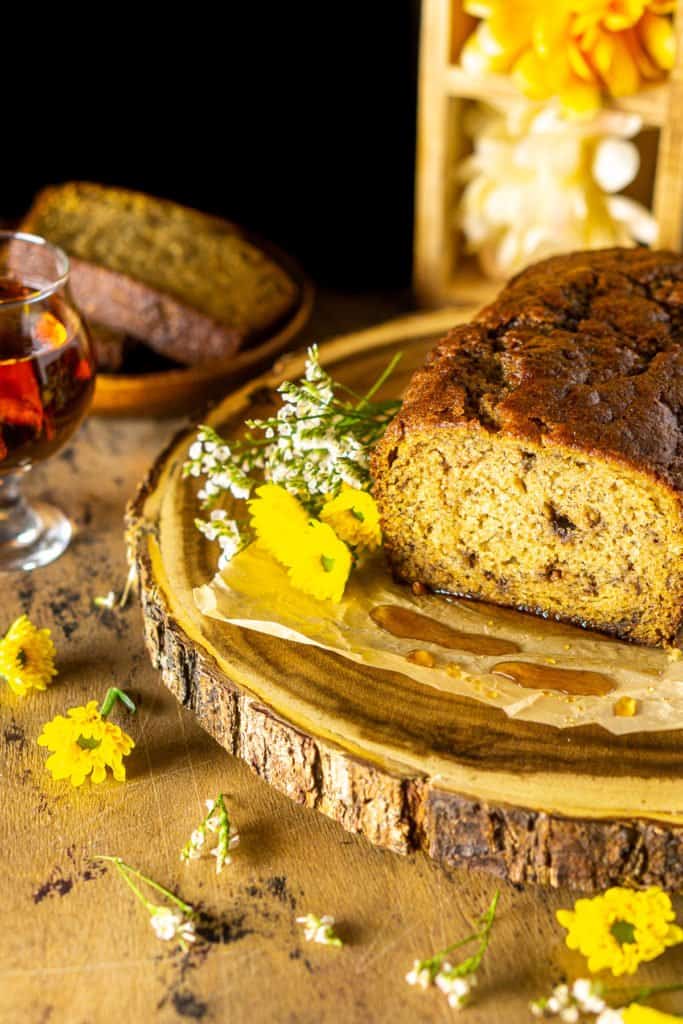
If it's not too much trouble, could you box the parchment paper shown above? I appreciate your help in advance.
[194,545,683,735]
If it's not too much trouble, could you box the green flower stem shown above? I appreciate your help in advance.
[358,352,403,407]
[431,891,499,977]
[100,857,158,913]
[95,856,194,916]
[99,688,136,719]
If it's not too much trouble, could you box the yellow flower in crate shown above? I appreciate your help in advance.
[249,483,310,564]
[462,0,676,115]
[320,486,382,552]
[0,615,57,696]
[38,689,136,786]
[556,886,683,976]
[287,520,351,603]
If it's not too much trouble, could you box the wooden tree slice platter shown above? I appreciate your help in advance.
[127,309,683,891]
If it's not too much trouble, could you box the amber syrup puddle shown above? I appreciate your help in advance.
[370,604,520,657]
[492,661,615,697]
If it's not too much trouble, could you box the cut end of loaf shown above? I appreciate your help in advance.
[374,425,683,646]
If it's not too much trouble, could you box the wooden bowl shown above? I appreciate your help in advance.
[91,246,314,418]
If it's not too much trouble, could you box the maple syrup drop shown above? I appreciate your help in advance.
[492,660,615,696]
[369,604,520,656]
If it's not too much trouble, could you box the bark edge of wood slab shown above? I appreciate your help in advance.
[126,310,683,892]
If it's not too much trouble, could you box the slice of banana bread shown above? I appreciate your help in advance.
[373,248,683,646]
[21,183,300,366]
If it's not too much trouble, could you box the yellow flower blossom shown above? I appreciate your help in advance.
[623,1005,683,1023]
[287,520,351,603]
[38,697,135,786]
[320,486,382,551]
[0,615,57,696]
[248,484,310,564]
[462,0,676,115]
[556,886,683,976]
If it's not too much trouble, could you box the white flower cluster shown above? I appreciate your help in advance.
[186,433,255,504]
[180,796,239,874]
[436,968,477,1011]
[530,979,614,1022]
[194,511,245,569]
[265,351,373,502]
[456,102,657,281]
[406,891,498,1013]
[406,960,476,1011]
[296,913,343,948]
[150,906,197,947]
[183,346,400,569]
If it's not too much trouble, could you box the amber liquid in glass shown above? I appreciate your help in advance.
[0,276,95,472]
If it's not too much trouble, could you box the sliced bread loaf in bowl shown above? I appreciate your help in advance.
[21,182,301,366]
[372,248,683,646]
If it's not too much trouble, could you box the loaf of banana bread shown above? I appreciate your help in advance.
[372,248,683,646]
[21,183,300,366]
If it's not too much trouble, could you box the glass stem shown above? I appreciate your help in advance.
[0,472,38,547]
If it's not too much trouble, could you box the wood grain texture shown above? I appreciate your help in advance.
[2,296,683,1024]
[127,310,683,894]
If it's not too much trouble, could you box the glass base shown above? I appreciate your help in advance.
[0,480,72,572]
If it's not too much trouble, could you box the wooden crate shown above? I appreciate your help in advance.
[414,0,683,306]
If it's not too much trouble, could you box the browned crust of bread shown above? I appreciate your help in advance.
[380,247,683,495]
[372,248,683,646]
[66,256,242,366]
[21,182,300,367]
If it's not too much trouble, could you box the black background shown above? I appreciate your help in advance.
[4,7,419,291]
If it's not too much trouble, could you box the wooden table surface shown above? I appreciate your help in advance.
[2,293,683,1024]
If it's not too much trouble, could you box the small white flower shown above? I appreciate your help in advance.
[572,979,606,1015]
[560,1008,579,1024]
[435,970,476,1010]
[188,441,203,460]
[406,963,432,990]
[190,829,205,849]
[150,908,196,945]
[297,913,342,948]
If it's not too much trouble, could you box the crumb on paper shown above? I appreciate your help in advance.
[667,647,682,662]
[407,649,436,668]
[545,657,557,665]
[613,696,638,718]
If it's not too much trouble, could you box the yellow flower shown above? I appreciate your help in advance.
[556,886,683,976]
[247,484,354,601]
[0,615,57,696]
[38,700,135,786]
[462,0,676,115]
[287,520,351,603]
[320,486,382,551]
[249,484,310,565]
[623,1005,683,1023]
